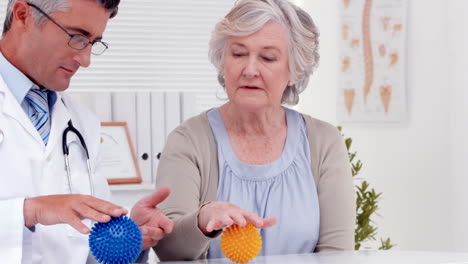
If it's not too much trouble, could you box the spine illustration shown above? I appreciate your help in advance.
[362,0,373,101]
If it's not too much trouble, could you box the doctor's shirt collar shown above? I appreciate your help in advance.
[0,51,56,109]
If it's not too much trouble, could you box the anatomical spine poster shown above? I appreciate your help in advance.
[337,0,407,123]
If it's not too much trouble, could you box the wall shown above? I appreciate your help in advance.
[298,0,467,251]
[448,0,468,252]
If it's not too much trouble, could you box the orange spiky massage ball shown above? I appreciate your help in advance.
[220,224,262,263]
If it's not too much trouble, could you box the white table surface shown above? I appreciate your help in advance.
[154,251,468,264]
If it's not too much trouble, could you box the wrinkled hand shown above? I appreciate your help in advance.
[23,194,128,234]
[198,201,277,236]
[130,186,174,250]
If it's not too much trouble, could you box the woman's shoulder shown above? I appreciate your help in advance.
[166,110,215,150]
[173,111,212,136]
[295,111,342,143]
[284,108,338,134]
[301,113,338,132]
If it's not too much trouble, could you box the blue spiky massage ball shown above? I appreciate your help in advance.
[89,215,142,264]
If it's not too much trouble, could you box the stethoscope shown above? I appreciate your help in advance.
[0,98,95,195]
[62,120,94,196]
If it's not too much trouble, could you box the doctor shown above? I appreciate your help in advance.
[0,0,174,263]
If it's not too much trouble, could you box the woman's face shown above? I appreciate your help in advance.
[223,21,290,111]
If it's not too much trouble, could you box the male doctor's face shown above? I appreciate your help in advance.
[21,0,110,91]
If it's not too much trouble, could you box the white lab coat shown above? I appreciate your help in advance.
[0,76,111,264]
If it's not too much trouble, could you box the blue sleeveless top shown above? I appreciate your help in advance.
[206,108,320,258]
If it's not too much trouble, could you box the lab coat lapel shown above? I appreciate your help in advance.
[45,93,71,158]
[0,77,44,146]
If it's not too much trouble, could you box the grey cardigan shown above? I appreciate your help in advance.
[154,111,356,261]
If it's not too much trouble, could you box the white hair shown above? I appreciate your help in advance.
[208,0,320,105]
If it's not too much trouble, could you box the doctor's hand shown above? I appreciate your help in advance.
[198,201,277,236]
[130,186,174,250]
[23,194,128,234]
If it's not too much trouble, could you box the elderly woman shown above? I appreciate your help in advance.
[154,0,355,261]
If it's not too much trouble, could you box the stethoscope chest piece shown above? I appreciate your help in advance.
[0,129,4,145]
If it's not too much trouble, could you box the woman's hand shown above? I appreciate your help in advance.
[197,201,276,236]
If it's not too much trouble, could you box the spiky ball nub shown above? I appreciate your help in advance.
[89,215,142,264]
[220,224,262,263]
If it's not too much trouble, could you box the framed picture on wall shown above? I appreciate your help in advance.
[337,0,408,123]
[98,122,142,184]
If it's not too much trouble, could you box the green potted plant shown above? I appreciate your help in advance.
[339,127,394,250]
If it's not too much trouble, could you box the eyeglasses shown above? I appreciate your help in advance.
[27,3,108,55]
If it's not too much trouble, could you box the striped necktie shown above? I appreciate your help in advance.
[25,87,51,145]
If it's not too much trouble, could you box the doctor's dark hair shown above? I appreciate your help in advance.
[2,0,120,35]
[208,0,320,105]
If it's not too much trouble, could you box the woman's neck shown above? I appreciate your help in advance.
[219,102,286,136]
